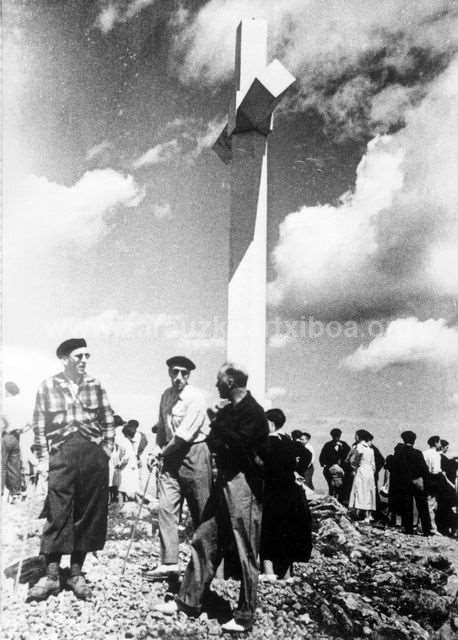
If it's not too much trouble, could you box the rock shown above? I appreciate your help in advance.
[320,602,336,627]
[330,603,353,633]
[317,519,347,547]
[398,589,451,624]
[373,619,429,640]
[435,620,458,640]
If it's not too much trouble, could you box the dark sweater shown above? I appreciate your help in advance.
[207,392,269,477]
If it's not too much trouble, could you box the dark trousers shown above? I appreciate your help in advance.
[177,471,263,626]
[158,441,212,564]
[1,433,22,495]
[400,485,432,535]
[40,432,109,554]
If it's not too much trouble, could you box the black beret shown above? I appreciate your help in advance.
[56,338,87,358]
[166,355,196,371]
[265,408,286,429]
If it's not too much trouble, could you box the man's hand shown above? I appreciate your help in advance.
[146,447,163,472]
[207,400,230,422]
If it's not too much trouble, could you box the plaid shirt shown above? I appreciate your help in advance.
[33,372,114,462]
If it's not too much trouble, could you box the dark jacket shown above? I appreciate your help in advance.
[391,443,429,484]
[207,392,269,477]
[319,440,350,469]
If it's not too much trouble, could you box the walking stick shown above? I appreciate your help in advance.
[120,466,154,576]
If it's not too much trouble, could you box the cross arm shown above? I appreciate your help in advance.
[213,59,296,164]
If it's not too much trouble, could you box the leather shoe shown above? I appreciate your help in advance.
[66,574,92,600]
[221,618,252,633]
[27,575,60,601]
[153,600,178,615]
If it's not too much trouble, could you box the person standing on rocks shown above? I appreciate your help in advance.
[117,419,147,502]
[422,435,443,534]
[28,338,114,601]
[436,439,457,536]
[367,432,385,520]
[291,430,313,485]
[2,381,27,502]
[392,430,432,536]
[348,429,376,522]
[146,356,212,578]
[319,428,351,504]
[153,362,269,633]
[260,409,312,581]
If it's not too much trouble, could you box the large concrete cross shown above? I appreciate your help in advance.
[214,19,295,402]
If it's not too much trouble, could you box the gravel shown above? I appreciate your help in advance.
[2,495,458,639]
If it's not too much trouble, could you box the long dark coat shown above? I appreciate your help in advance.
[260,434,312,569]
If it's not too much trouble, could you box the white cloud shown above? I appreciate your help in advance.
[450,393,458,407]
[174,336,225,352]
[172,0,457,138]
[268,333,295,349]
[95,0,157,33]
[96,4,120,34]
[342,317,458,372]
[152,202,172,220]
[5,169,144,258]
[2,345,58,405]
[268,57,458,319]
[86,140,112,161]
[48,310,176,340]
[135,117,225,168]
[47,310,224,352]
[186,116,227,160]
[133,139,181,168]
[266,386,287,400]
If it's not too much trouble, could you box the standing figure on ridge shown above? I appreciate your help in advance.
[391,430,432,536]
[154,362,269,633]
[28,338,114,601]
[347,429,376,523]
[319,428,351,504]
[146,356,212,578]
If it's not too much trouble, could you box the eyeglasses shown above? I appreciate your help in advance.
[171,368,189,377]
[72,353,91,361]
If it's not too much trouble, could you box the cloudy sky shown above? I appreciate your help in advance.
[3,0,458,461]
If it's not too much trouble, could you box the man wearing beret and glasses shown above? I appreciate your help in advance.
[28,338,114,601]
[146,356,212,578]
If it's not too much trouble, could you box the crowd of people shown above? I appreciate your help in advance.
[317,427,458,537]
[1,337,457,633]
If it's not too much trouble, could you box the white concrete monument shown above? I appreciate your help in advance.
[214,19,295,402]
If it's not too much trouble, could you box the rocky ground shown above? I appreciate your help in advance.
[1,493,458,640]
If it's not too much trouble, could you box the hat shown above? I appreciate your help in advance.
[56,338,87,358]
[265,408,286,429]
[166,356,196,371]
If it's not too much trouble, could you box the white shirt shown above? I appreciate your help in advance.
[422,448,442,474]
[156,384,209,445]
[3,394,30,432]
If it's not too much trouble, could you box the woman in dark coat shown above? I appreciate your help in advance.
[260,409,312,580]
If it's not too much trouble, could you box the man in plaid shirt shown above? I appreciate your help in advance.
[28,338,114,601]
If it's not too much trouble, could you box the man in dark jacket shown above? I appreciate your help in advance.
[319,428,350,503]
[154,362,269,633]
[391,430,432,536]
